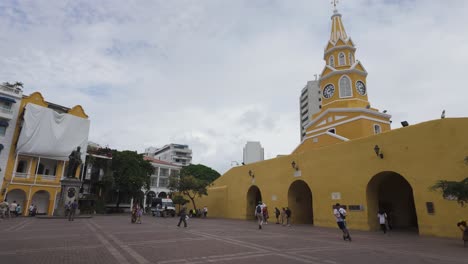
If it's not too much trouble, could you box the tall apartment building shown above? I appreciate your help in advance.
[243,141,264,165]
[299,80,321,141]
[146,144,192,167]
[0,83,23,190]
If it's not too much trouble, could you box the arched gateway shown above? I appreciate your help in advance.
[288,180,313,224]
[367,171,418,232]
[246,185,262,220]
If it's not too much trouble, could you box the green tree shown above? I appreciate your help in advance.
[431,177,468,206]
[172,194,189,213]
[112,150,154,208]
[180,164,220,183]
[168,175,208,210]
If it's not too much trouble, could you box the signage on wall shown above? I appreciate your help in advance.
[331,192,341,200]
[294,170,302,177]
[271,195,277,201]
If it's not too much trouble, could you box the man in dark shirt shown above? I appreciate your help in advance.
[177,205,188,228]
[285,207,291,226]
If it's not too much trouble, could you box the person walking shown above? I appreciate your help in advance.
[275,207,280,224]
[16,203,22,216]
[377,209,388,234]
[0,200,9,219]
[334,203,351,241]
[64,201,71,218]
[285,207,292,226]
[177,206,188,228]
[29,203,34,216]
[281,208,286,225]
[262,204,269,224]
[255,202,264,229]
[68,200,78,221]
[136,205,143,224]
[9,201,18,217]
[203,206,208,218]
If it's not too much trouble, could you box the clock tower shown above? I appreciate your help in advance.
[294,6,392,152]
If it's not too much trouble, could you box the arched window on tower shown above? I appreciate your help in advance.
[338,52,346,66]
[339,75,352,98]
[329,55,335,67]
[349,52,354,64]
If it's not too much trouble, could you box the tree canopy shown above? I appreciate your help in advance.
[180,164,220,183]
[168,163,220,209]
[111,150,154,206]
[431,177,468,206]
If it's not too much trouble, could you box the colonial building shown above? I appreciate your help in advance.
[193,7,467,238]
[143,156,181,207]
[0,92,89,216]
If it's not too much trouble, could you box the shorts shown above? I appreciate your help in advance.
[337,221,346,230]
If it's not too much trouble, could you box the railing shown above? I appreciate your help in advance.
[0,106,13,114]
[38,175,57,181]
[0,85,22,95]
[14,172,29,179]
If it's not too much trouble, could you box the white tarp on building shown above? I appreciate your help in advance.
[16,103,90,161]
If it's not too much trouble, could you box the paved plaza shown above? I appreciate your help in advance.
[0,215,467,264]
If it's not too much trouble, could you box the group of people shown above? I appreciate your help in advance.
[0,199,22,219]
[188,206,208,218]
[254,202,292,229]
[131,201,143,224]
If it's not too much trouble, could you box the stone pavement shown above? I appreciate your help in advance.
[0,215,466,264]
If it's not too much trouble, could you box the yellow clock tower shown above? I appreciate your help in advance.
[295,6,391,152]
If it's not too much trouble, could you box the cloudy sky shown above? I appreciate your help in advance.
[1,0,467,174]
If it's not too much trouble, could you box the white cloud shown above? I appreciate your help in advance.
[1,0,467,173]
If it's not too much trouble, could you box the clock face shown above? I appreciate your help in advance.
[323,84,335,99]
[356,81,366,95]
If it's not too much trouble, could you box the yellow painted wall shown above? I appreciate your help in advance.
[196,118,468,238]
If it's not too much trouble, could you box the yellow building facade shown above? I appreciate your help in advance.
[0,92,88,216]
[195,9,468,238]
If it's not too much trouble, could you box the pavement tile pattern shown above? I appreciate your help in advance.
[0,215,467,263]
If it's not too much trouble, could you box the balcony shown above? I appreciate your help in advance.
[37,175,57,181]
[0,105,13,119]
[0,85,22,97]
[14,172,30,179]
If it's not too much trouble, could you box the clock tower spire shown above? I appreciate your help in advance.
[294,6,392,153]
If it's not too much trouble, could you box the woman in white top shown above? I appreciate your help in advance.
[377,209,388,234]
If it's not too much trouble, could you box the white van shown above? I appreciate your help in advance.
[150,198,176,217]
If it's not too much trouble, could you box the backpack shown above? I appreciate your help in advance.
[338,208,346,219]
[256,205,262,214]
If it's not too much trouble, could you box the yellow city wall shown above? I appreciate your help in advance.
[196,118,468,238]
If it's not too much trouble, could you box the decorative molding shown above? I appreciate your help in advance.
[306,114,391,134]
[307,108,391,129]
[317,120,327,127]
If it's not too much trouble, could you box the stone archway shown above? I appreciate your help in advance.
[288,180,313,225]
[367,171,418,232]
[31,190,50,215]
[146,191,156,207]
[246,185,262,220]
[6,189,27,215]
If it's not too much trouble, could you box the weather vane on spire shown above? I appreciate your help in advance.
[331,0,339,11]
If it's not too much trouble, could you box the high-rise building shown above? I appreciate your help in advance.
[148,144,192,166]
[299,80,321,141]
[243,141,264,165]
